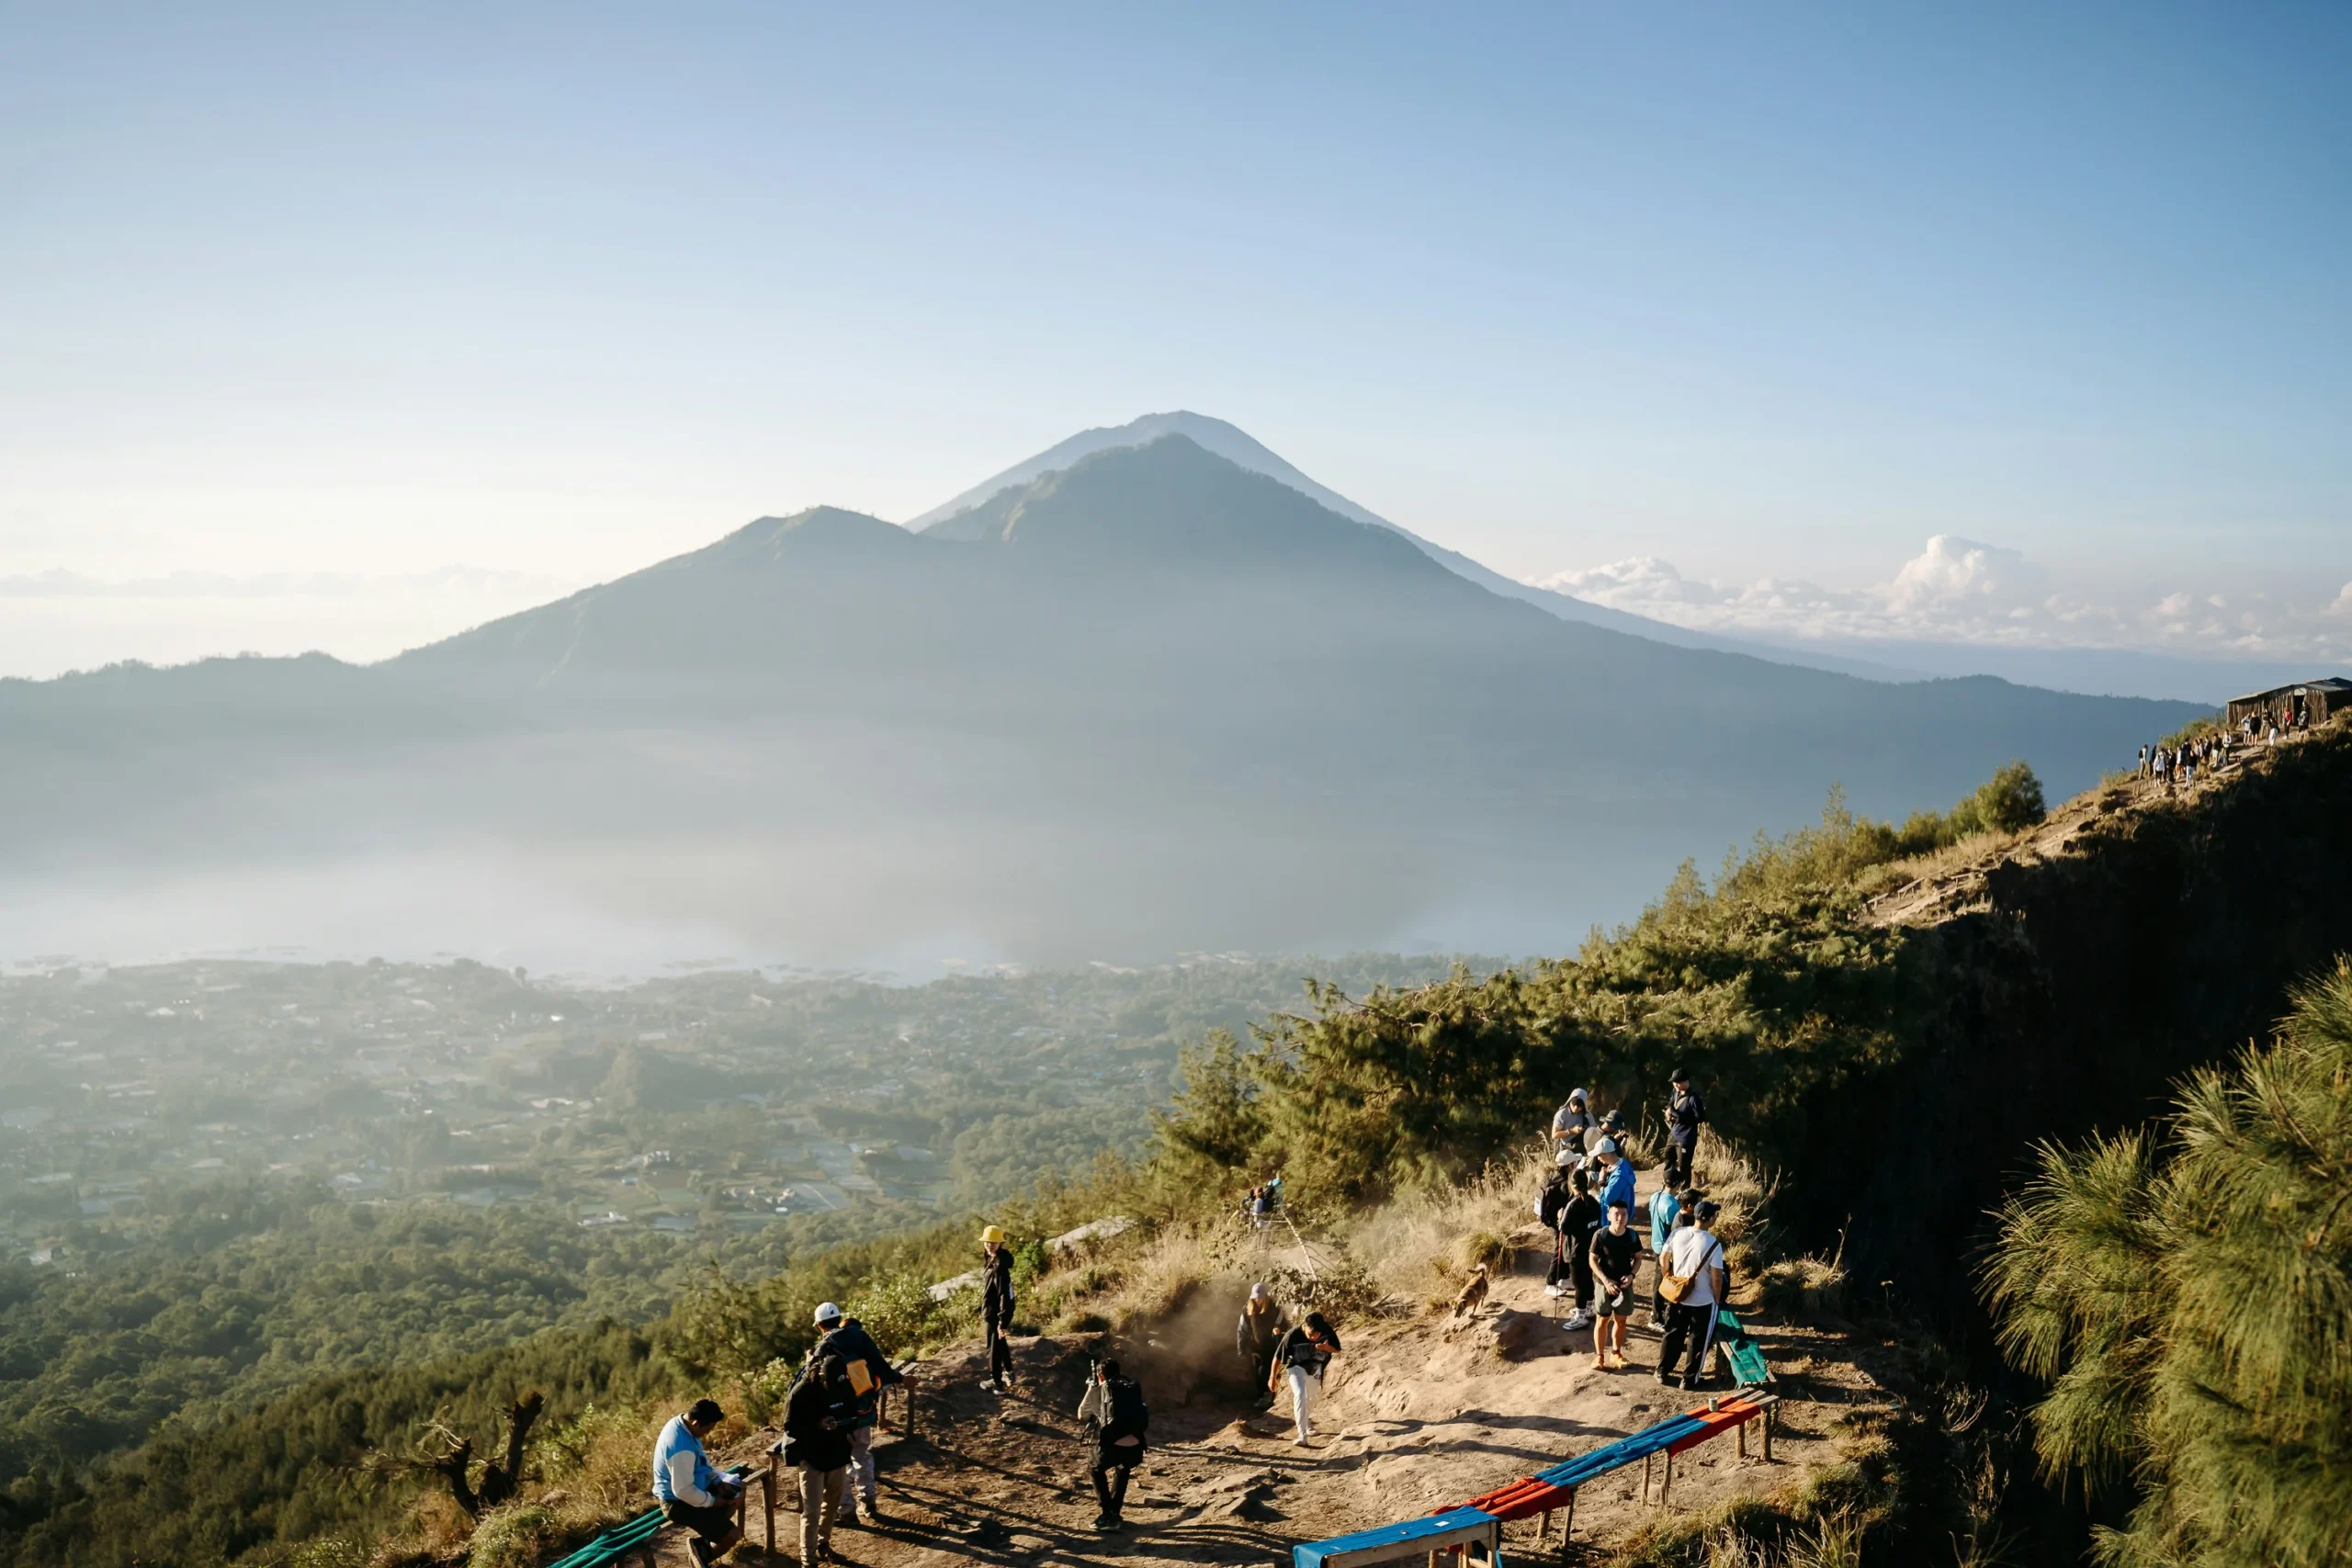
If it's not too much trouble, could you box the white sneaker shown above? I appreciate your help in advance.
[1563,1310,1592,1330]
[1544,1285,1566,1299]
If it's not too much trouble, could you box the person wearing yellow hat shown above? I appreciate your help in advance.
[979,1224,1016,1393]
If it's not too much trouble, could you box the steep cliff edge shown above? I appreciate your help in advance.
[1812,725,2352,1355]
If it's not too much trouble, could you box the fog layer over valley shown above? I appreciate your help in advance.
[1,434,2200,972]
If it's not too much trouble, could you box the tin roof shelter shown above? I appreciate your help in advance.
[2226,677,2352,731]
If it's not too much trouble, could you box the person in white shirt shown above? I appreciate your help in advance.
[1656,1200,1725,1391]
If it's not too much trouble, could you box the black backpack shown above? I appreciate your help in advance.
[1103,1376,1148,1442]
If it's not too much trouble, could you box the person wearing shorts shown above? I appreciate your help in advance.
[1589,1201,1641,1371]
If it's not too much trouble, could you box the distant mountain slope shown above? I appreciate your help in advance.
[0,435,2200,971]
[911,410,1914,682]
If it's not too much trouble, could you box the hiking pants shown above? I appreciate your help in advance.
[985,1314,1014,1385]
[1091,1453,1136,1516]
[1569,1249,1594,1312]
[1659,1302,1717,1388]
[1246,1348,1275,1402]
[847,1424,876,1511]
[1286,1365,1317,1439]
[797,1464,846,1562]
[1665,1137,1695,1189]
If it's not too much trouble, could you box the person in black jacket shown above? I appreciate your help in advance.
[804,1302,906,1525]
[1664,1067,1706,1188]
[1269,1312,1341,1446]
[979,1224,1016,1392]
[1075,1357,1149,1529]
[1235,1283,1287,1409]
[782,1356,855,1566]
[1536,1150,1573,1292]
[1554,1168,1602,1331]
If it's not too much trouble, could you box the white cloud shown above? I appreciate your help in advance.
[1883,536,2046,614]
[1530,536,2352,660]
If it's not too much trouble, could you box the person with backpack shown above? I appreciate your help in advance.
[1589,1200,1641,1372]
[1235,1283,1287,1409]
[1270,1312,1341,1445]
[652,1397,742,1568]
[1554,1167,1602,1329]
[1663,1068,1706,1188]
[1646,1186,1691,1325]
[1535,1148,1574,1292]
[1076,1357,1149,1529]
[1657,1199,1726,1391]
[782,1357,856,1566]
[979,1224,1016,1393]
[804,1302,904,1526]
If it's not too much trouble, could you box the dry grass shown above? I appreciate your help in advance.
[1349,1146,1550,1311]
[1753,1252,1849,1325]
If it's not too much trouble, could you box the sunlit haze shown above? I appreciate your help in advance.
[6,4,2347,681]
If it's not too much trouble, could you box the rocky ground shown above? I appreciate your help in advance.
[674,1247,1893,1568]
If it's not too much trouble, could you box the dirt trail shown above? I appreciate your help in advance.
[679,1199,1894,1566]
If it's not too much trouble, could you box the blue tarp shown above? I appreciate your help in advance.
[1293,1506,1499,1568]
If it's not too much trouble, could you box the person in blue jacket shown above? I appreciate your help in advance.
[651,1397,741,1566]
[1593,1136,1637,1220]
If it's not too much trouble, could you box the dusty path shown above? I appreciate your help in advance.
[684,1224,1891,1566]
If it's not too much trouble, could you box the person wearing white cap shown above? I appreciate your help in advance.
[1235,1282,1287,1407]
[802,1301,902,1524]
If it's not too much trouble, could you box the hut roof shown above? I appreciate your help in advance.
[2229,676,2352,705]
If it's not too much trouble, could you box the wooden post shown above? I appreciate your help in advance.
[1565,1486,1577,1540]
[1736,1415,1747,1460]
[1660,1450,1674,1508]
[762,1452,776,1552]
[1641,1451,1654,1506]
[1761,1404,1774,1463]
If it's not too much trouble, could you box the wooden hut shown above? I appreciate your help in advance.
[2226,677,2352,733]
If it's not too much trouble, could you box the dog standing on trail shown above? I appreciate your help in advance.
[1451,1263,1490,1318]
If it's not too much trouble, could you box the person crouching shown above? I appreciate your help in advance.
[653,1397,742,1566]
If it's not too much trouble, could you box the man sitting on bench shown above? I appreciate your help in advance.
[653,1397,742,1565]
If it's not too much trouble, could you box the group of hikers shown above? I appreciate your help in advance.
[650,1070,1717,1563]
[650,1297,904,1567]
[2140,707,2314,792]
[1538,1068,1727,1388]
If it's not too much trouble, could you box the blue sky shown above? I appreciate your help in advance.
[3,3,2347,674]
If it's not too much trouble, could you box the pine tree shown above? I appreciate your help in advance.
[1984,960,2352,1568]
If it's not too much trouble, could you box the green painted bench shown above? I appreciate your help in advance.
[541,1507,663,1568]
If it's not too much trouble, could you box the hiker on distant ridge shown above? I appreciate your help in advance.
[1554,1166,1601,1330]
[804,1301,904,1525]
[979,1224,1017,1393]
[1077,1357,1149,1529]
[1236,1283,1287,1409]
[653,1397,742,1567]
[1657,1199,1727,1392]
[1589,1200,1641,1372]
[1270,1312,1341,1446]
[782,1357,855,1566]
[1664,1067,1705,1188]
